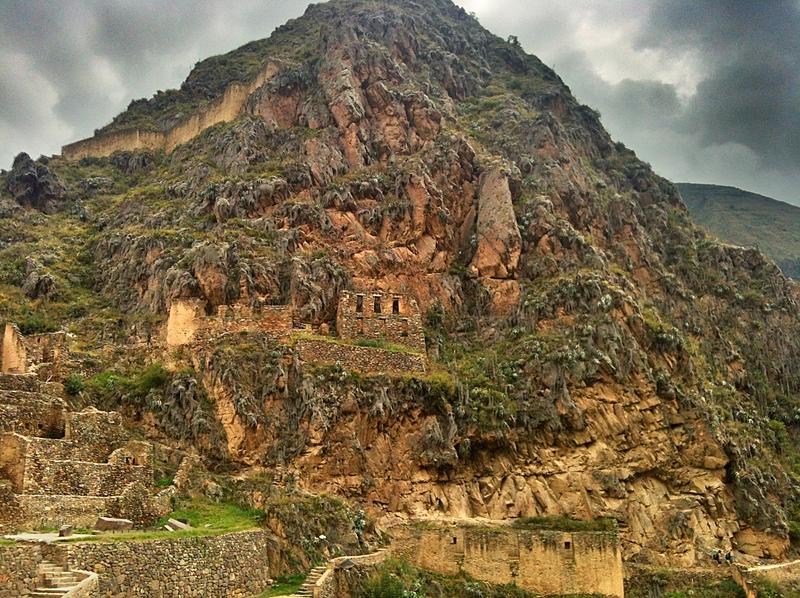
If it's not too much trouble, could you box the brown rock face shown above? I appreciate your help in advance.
[468,168,521,279]
[23,0,800,570]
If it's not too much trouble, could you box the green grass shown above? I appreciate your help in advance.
[64,497,264,544]
[162,497,265,531]
[253,574,306,597]
[512,515,618,532]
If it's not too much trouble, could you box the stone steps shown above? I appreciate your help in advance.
[32,560,81,596]
[286,565,328,597]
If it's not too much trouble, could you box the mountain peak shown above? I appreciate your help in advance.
[4,0,800,576]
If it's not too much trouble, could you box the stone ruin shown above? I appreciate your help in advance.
[165,291,428,375]
[0,374,157,531]
[166,289,426,355]
[1,323,68,379]
[336,290,426,352]
[165,299,294,347]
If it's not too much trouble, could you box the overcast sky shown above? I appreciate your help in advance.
[1,0,799,203]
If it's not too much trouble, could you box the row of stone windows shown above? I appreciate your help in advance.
[355,295,400,315]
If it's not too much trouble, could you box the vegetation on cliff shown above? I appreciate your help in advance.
[3,0,800,567]
[679,182,800,279]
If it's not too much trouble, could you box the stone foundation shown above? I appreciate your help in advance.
[296,338,426,374]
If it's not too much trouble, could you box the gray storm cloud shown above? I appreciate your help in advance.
[1,0,798,203]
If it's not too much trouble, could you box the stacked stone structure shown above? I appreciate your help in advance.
[1,323,68,378]
[390,521,624,597]
[336,290,426,352]
[0,374,155,531]
[165,299,294,347]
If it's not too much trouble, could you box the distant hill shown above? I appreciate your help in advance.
[678,183,800,278]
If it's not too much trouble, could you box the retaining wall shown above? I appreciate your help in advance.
[296,339,426,374]
[60,530,278,598]
[23,460,150,496]
[0,542,42,596]
[19,495,114,529]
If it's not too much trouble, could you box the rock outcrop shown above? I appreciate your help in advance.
[2,0,799,571]
[5,153,66,213]
[468,167,521,279]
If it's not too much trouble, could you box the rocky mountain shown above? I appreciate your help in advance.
[2,0,800,570]
[679,182,800,279]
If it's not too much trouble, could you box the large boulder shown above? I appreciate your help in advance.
[21,257,55,299]
[5,153,67,213]
[468,167,522,279]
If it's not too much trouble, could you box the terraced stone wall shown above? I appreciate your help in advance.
[60,530,278,598]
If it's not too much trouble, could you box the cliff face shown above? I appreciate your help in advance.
[2,0,800,567]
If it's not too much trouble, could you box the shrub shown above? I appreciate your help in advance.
[64,374,85,397]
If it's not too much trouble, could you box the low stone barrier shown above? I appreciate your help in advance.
[313,550,389,598]
[63,570,99,597]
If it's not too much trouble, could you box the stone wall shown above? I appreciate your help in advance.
[390,522,624,598]
[0,481,26,533]
[296,339,426,374]
[65,408,132,453]
[24,331,68,378]
[1,324,68,378]
[165,299,294,347]
[1,323,27,374]
[0,542,42,596]
[0,433,27,491]
[19,495,114,529]
[22,459,150,496]
[59,530,278,598]
[1,408,152,497]
[314,550,389,597]
[165,299,206,347]
[0,392,66,438]
[61,62,281,160]
[337,291,426,352]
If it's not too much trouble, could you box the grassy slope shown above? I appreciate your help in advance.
[678,183,800,278]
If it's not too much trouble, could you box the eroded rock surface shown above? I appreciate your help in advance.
[5,153,67,213]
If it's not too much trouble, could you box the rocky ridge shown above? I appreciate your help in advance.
[1,0,799,569]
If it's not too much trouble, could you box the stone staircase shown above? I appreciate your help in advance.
[29,560,82,596]
[289,564,328,597]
